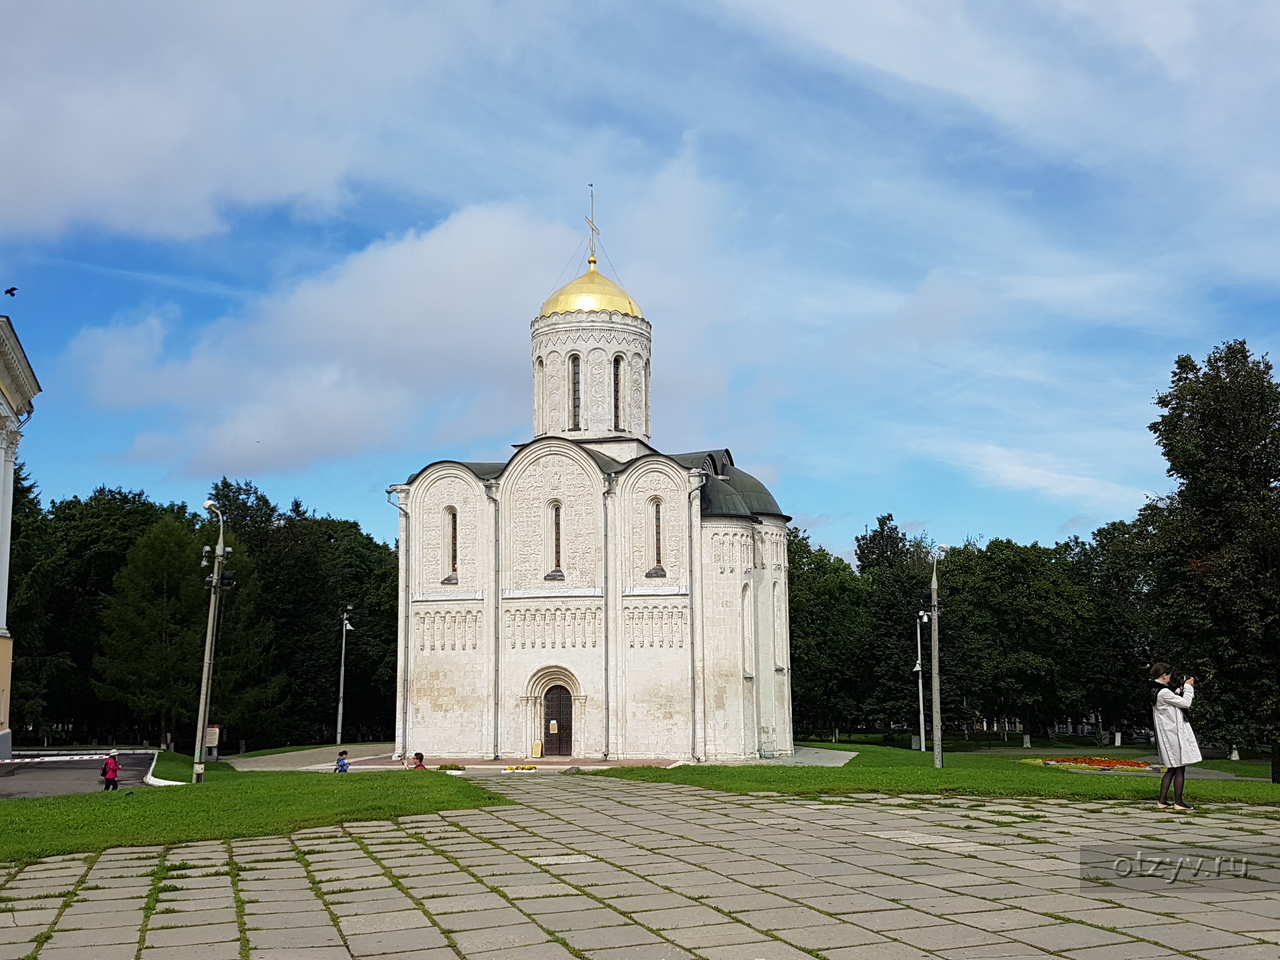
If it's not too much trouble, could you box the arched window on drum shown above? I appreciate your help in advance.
[612,355,625,431]
[569,355,582,430]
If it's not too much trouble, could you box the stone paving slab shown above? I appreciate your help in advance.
[9,778,1280,958]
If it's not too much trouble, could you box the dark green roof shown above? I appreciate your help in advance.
[404,461,506,484]
[406,444,788,522]
[700,475,754,520]
[670,448,788,521]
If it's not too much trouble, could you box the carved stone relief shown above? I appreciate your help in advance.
[533,357,544,434]
[587,348,607,431]
[415,608,483,652]
[546,351,564,433]
[504,604,601,649]
[626,469,681,582]
[415,474,479,591]
[709,530,754,576]
[623,603,688,648]
[507,452,598,588]
[629,352,645,436]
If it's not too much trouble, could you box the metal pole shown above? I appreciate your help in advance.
[336,608,350,745]
[192,503,225,784]
[931,557,943,769]
[915,614,926,751]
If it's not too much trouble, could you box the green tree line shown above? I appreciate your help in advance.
[8,479,397,750]
[6,340,1275,764]
[788,340,1280,762]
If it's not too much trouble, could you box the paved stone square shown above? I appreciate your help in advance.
[4,776,1280,959]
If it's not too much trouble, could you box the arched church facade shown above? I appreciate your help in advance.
[389,255,793,761]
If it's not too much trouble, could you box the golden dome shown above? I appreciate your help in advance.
[539,257,643,318]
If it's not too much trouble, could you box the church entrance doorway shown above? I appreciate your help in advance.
[543,685,573,756]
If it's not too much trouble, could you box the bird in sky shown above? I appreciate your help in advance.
[3,288,15,297]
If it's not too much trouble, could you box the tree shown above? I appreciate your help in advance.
[6,464,69,739]
[855,515,932,731]
[787,527,867,735]
[95,515,206,743]
[939,539,1091,739]
[210,481,397,744]
[40,487,168,741]
[1061,523,1153,733]
[1142,340,1280,773]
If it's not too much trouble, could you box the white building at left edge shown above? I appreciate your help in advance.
[388,252,794,764]
[0,315,41,760]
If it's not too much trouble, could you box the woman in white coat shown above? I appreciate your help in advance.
[1149,662,1201,811]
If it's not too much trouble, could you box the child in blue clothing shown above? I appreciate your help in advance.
[335,750,350,773]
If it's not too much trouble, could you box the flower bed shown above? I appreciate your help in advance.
[1021,756,1155,772]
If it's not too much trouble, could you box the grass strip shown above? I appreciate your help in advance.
[347,830,467,956]
[234,742,391,759]
[223,842,251,960]
[593,743,1280,805]
[24,852,98,959]
[0,753,507,864]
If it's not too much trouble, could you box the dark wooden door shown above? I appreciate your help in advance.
[544,685,573,756]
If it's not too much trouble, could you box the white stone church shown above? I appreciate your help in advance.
[390,251,793,762]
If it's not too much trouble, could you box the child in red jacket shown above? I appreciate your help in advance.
[102,750,121,791]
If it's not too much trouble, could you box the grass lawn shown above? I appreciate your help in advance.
[234,742,391,759]
[1198,758,1274,779]
[0,751,506,864]
[594,742,1280,806]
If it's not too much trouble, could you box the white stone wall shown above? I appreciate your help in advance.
[400,464,494,759]
[409,467,485,594]
[613,460,694,758]
[395,445,792,762]
[532,310,651,441]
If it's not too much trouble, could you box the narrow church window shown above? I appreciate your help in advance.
[545,501,565,580]
[571,356,582,429]
[554,504,562,568]
[450,510,458,574]
[613,356,623,430]
[646,498,666,578]
[441,507,459,584]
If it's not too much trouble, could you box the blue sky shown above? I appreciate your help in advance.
[3,1,1279,557]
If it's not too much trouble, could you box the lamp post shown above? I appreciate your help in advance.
[914,612,928,752]
[336,606,352,745]
[192,500,228,784]
[930,545,949,770]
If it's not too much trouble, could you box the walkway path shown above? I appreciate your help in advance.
[4,776,1280,959]
[225,745,854,773]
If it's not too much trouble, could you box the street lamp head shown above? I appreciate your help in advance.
[203,499,216,511]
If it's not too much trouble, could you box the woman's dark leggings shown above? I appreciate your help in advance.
[103,778,118,791]
[1159,765,1186,804]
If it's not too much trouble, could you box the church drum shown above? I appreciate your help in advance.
[543,685,573,756]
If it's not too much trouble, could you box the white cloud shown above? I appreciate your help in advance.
[68,204,580,474]
[925,440,1149,513]
[65,159,761,476]
[17,0,1280,552]
[0,2,567,237]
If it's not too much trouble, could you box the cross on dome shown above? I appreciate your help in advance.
[538,190,642,318]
